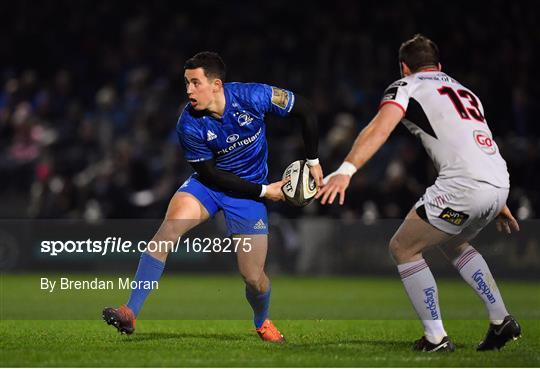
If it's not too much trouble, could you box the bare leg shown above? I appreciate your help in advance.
[126,192,210,316]
[148,192,210,262]
[236,234,273,330]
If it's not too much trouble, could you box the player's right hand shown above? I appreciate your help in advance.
[315,174,351,205]
[495,205,520,234]
[264,179,286,202]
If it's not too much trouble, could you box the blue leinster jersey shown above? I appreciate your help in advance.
[177,82,295,184]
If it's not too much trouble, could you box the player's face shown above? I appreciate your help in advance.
[184,68,217,110]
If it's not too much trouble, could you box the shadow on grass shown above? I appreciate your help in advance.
[287,339,411,350]
[119,333,467,353]
[287,338,467,351]
[125,331,248,342]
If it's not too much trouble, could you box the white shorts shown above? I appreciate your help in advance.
[415,177,509,237]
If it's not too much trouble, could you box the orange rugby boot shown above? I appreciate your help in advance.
[256,319,285,343]
[102,304,136,335]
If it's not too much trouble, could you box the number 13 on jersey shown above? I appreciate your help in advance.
[438,86,485,123]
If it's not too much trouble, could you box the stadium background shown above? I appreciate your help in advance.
[1,2,539,367]
[0,0,538,278]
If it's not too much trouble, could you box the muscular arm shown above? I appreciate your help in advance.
[190,159,262,198]
[289,94,318,160]
[344,103,404,169]
[317,103,404,205]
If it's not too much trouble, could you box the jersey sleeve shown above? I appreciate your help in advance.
[379,79,411,114]
[247,83,295,117]
[177,115,213,163]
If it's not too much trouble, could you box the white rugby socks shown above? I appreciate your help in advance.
[453,245,509,324]
[398,259,447,344]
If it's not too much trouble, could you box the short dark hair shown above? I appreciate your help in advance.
[398,34,440,72]
[184,51,226,81]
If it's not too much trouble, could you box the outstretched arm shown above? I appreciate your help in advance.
[289,94,323,186]
[190,159,285,202]
[316,103,404,205]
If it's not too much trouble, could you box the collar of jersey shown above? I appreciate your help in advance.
[218,83,232,122]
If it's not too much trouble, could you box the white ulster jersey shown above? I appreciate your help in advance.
[380,70,510,188]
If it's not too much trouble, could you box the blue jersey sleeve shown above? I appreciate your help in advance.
[247,83,295,117]
[177,114,213,162]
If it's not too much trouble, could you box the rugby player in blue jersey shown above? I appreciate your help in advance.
[103,52,323,342]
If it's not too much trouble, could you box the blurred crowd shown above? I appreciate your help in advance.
[1,0,538,220]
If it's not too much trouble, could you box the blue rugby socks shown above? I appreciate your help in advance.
[246,285,271,329]
[126,253,165,316]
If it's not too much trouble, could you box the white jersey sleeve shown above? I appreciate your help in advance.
[379,79,412,113]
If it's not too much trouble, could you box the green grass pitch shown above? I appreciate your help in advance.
[1,274,539,367]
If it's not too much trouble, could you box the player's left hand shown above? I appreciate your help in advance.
[495,205,520,234]
[315,174,351,205]
[308,164,324,188]
[265,179,287,202]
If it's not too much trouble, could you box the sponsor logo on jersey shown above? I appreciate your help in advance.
[390,80,408,87]
[271,87,289,109]
[417,74,457,83]
[472,269,496,304]
[217,127,262,155]
[207,130,217,141]
[423,287,439,319]
[226,134,239,143]
[381,87,398,102]
[237,113,254,126]
[473,130,497,155]
[438,207,469,226]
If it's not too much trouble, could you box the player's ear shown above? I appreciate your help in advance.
[437,63,442,71]
[401,62,412,77]
[212,78,223,92]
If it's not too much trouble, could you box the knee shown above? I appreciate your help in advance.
[241,271,265,292]
[389,235,416,264]
[388,235,402,259]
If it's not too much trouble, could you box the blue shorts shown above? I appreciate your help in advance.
[178,175,268,235]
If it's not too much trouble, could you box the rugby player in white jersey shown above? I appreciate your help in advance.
[317,34,521,352]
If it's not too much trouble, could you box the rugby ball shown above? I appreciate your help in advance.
[281,160,317,207]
